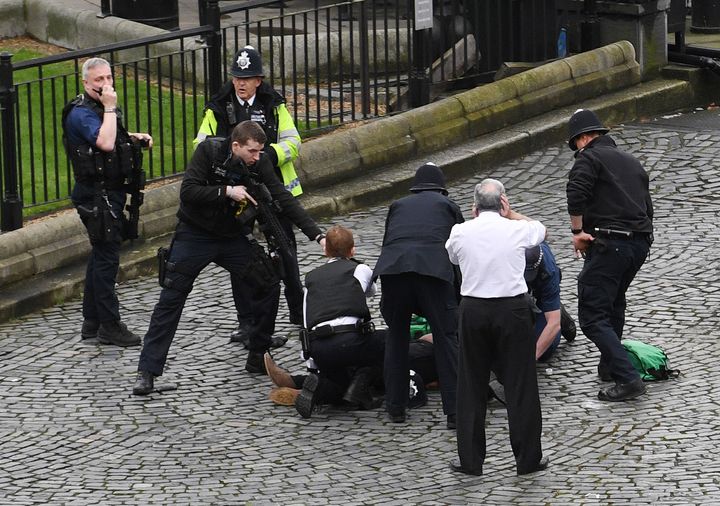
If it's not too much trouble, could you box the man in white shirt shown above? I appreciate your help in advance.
[445,178,549,476]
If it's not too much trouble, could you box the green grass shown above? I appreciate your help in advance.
[3,45,207,218]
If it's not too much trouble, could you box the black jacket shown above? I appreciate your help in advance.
[373,190,464,283]
[567,135,653,234]
[305,259,371,329]
[177,137,321,239]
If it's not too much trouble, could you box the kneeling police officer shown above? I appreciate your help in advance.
[133,121,324,395]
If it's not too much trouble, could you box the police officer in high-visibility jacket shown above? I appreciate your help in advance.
[194,46,305,350]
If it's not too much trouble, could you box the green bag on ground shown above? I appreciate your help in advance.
[622,339,680,381]
[410,315,431,340]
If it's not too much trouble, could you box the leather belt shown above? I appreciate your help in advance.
[309,321,368,340]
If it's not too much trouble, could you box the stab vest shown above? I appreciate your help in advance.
[62,94,134,188]
[305,259,371,330]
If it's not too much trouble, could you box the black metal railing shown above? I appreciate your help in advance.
[1,26,214,226]
[1,0,564,230]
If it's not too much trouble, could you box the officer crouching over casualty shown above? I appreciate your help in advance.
[133,121,324,395]
[62,57,152,347]
[293,225,386,418]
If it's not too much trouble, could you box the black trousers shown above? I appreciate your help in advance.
[578,235,650,383]
[310,328,385,404]
[456,295,543,475]
[72,184,125,324]
[380,273,459,416]
[231,215,304,325]
[138,222,280,376]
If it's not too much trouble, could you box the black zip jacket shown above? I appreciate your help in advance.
[567,135,653,234]
[177,137,321,239]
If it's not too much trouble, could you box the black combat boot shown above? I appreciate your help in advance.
[342,367,377,410]
[98,321,141,347]
[295,372,320,418]
[81,319,99,340]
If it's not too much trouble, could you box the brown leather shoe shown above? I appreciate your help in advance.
[264,353,296,388]
[269,387,300,406]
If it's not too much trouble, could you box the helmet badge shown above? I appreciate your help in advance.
[236,51,251,70]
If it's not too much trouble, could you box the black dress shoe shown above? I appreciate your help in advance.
[449,459,482,476]
[387,410,406,423]
[598,378,646,402]
[518,456,549,476]
[245,351,267,375]
[229,322,252,346]
[132,371,155,396]
[342,367,376,410]
[81,319,99,340]
[295,372,319,418]
[446,414,457,430]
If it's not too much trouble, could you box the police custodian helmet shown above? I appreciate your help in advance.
[567,109,609,151]
[410,162,448,195]
[230,45,265,78]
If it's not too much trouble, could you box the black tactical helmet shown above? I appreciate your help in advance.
[409,163,448,195]
[567,109,609,151]
[230,45,265,78]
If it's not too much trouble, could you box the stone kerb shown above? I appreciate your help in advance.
[0,0,25,38]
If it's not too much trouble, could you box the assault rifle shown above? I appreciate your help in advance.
[214,158,294,273]
[122,138,147,240]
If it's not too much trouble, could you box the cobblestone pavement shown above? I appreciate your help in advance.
[2,110,720,505]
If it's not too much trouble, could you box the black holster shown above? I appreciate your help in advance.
[241,240,280,291]
[157,246,170,288]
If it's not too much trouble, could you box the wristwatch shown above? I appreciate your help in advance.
[571,228,583,235]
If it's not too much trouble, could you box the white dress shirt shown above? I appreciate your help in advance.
[445,211,546,298]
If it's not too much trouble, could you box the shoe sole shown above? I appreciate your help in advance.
[295,374,319,418]
[97,336,141,347]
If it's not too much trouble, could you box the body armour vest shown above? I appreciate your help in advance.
[304,259,371,329]
[62,94,134,188]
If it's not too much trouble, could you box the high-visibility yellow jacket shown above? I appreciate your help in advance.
[194,80,302,196]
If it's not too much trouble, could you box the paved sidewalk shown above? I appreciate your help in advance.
[1,109,720,504]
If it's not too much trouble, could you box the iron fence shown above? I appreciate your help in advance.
[0,26,214,226]
[1,0,565,230]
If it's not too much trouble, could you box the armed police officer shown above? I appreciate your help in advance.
[195,46,305,345]
[62,57,152,347]
[133,121,324,395]
[566,109,653,402]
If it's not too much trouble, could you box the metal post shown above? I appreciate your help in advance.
[97,0,111,18]
[198,0,207,26]
[0,53,23,231]
[581,0,601,52]
[409,28,431,107]
[359,0,370,117]
[410,0,432,107]
[206,0,222,95]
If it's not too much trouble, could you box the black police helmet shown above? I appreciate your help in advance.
[409,163,448,195]
[524,245,543,285]
[230,45,265,78]
[567,109,609,151]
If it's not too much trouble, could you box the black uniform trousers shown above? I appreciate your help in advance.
[231,215,304,326]
[310,328,385,404]
[380,273,459,417]
[578,235,650,383]
[71,183,125,324]
[456,295,543,475]
[138,221,280,376]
